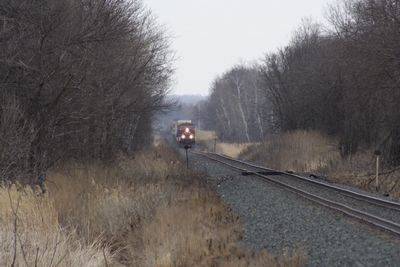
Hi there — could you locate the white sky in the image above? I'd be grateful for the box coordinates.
[144,0,332,95]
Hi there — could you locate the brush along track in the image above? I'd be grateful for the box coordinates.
[193,151,400,237]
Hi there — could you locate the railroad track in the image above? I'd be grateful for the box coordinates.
[193,151,400,237]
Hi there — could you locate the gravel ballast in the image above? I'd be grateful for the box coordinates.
[187,151,400,267]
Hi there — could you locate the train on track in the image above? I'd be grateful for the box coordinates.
[171,120,196,147]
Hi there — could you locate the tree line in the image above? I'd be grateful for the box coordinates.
[0,0,173,183]
[201,0,400,166]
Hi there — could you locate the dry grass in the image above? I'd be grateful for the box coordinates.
[327,152,400,199]
[1,143,306,266]
[196,130,253,158]
[196,130,217,141]
[216,143,254,158]
[240,130,400,199]
[0,185,119,267]
[137,193,306,267]
[240,131,339,172]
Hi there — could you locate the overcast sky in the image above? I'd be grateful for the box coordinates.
[144,0,332,95]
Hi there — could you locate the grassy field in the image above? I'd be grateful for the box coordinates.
[240,130,400,199]
[0,143,306,266]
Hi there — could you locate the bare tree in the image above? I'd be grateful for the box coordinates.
[0,0,173,183]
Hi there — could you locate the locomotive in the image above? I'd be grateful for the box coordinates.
[172,120,196,147]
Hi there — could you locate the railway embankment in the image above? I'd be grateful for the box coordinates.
[187,150,400,267]
[240,131,400,200]
[1,143,304,267]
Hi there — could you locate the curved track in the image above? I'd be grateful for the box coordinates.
[194,151,400,237]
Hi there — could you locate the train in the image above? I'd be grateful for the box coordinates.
[171,120,196,147]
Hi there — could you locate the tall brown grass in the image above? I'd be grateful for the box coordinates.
[240,130,400,198]
[196,130,253,158]
[0,185,118,266]
[1,143,306,266]
[240,131,339,172]
[196,130,217,141]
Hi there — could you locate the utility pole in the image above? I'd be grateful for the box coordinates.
[184,145,191,169]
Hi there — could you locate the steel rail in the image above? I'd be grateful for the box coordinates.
[194,151,400,237]
[206,152,400,212]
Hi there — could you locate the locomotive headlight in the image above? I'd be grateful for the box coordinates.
[189,134,194,139]
[181,134,186,139]
[185,128,190,133]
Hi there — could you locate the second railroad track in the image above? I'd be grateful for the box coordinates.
[194,151,400,237]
